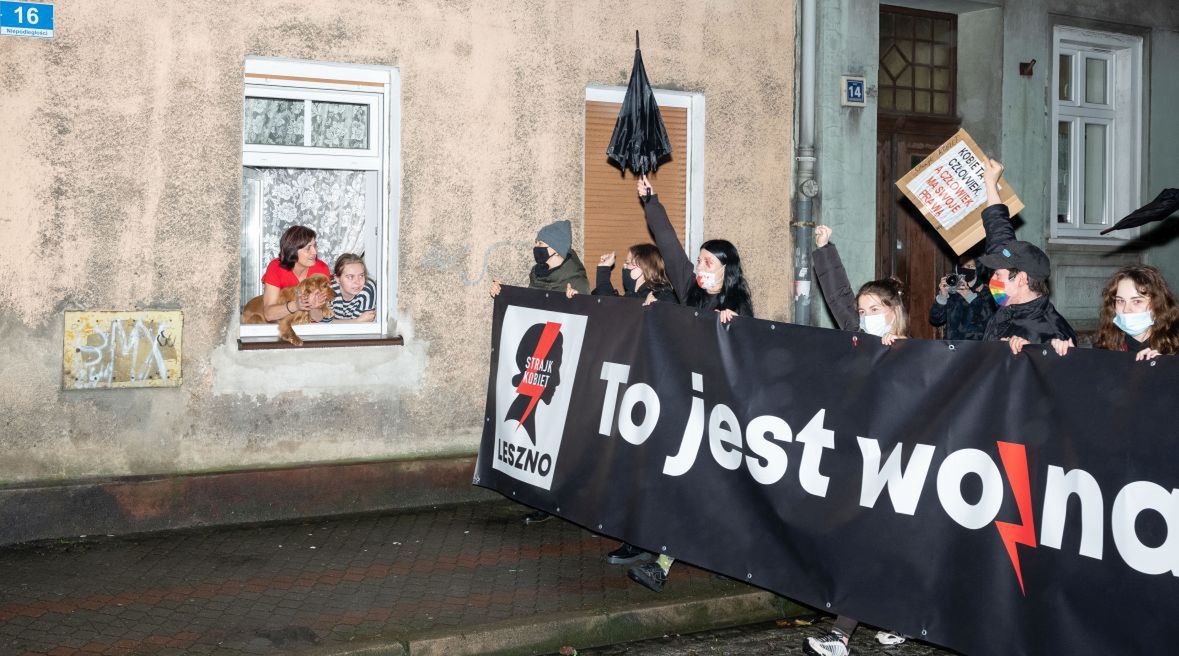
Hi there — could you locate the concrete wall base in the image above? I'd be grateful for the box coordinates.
[0,456,495,546]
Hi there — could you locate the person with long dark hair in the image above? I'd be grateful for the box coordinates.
[634,176,753,322]
[1060,264,1179,361]
[1092,265,1179,359]
[574,243,679,305]
[626,176,755,593]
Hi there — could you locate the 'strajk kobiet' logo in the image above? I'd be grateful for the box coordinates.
[493,306,587,490]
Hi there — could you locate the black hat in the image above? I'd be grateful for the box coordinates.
[977,241,1051,281]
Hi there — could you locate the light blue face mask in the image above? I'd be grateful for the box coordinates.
[1113,311,1154,338]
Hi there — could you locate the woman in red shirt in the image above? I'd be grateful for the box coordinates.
[260,225,331,322]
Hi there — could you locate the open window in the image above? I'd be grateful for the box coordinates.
[239,57,400,344]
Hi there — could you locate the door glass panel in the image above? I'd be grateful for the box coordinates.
[915,91,931,113]
[932,92,949,114]
[896,90,913,112]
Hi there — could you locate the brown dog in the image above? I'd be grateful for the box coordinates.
[241,274,335,345]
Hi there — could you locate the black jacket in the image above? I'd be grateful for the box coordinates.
[929,289,995,340]
[980,204,1076,343]
[811,242,859,331]
[592,265,679,303]
[642,194,754,317]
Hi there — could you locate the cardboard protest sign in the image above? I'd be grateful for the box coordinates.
[896,129,1023,255]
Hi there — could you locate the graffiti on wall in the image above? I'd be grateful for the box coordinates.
[63,311,183,389]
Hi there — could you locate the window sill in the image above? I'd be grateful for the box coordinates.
[237,334,404,350]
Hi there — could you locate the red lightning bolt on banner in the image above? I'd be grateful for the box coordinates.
[994,441,1037,595]
[513,322,563,432]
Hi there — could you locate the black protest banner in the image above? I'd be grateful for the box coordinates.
[474,286,1179,656]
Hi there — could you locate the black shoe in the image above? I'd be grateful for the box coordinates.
[605,543,650,565]
[627,562,667,592]
[522,510,552,525]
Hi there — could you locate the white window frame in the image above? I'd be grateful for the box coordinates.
[584,85,706,256]
[1050,27,1142,243]
[239,57,401,342]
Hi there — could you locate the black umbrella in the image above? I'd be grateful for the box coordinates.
[1100,188,1179,234]
[606,31,672,180]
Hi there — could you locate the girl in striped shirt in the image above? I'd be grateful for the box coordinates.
[326,253,377,323]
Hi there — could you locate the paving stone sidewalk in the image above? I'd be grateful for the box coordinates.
[556,619,959,655]
[0,500,775,656]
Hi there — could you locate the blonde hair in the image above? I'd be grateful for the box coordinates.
[857,278,909,337]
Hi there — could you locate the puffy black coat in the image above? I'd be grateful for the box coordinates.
[811,242,859,331]
[979,204,1077,343]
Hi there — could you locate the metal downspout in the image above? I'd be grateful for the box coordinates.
[792,0,818,324]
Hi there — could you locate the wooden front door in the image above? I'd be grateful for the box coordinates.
[876,117,959,339]
[876,5,961,339]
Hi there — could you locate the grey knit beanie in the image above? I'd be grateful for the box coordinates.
[536,220,572,258]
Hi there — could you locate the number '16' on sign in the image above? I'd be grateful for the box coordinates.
[0,1,55,39]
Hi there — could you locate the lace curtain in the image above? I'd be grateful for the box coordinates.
[244,98,303,146]
[311,102,369,149]
[245,98,369,149]
[253,167,369,269]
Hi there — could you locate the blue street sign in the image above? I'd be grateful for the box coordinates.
[840,75,867,108]
[846,78,865,102]
[0,1,54,39]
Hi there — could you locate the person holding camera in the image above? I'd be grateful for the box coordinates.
[928,258,994,341]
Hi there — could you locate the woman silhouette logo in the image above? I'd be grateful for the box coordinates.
[504,321,564,444]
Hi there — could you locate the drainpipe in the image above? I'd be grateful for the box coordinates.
[791,0,819,324]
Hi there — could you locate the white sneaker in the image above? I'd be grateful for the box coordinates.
[875,630,906,645]
[804,631,851,656]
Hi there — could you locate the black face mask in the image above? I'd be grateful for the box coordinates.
[533,247,550,265]
[621,268,637,294]
[957,266,977,287]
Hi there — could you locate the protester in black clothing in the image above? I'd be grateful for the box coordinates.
[977,159,1076,355]
[636,176,753,322]
[804,223,909,656]
[627,175,755,593]
[490,219,591,299]
[566,242,676,565]
[812,225,908,346]
[1089,265,1178,360]
[490,219,590,526]
[575,244,679,304]
[928,257,994,340]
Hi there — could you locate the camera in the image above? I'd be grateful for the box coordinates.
[945,273,964,287]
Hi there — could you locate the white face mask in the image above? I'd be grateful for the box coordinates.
[859,312,893,337]
[695,270,718,290]
[1114,311,1154,338]
[628,266,643,281]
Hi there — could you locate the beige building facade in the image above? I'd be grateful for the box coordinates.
[0,0,796,532]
